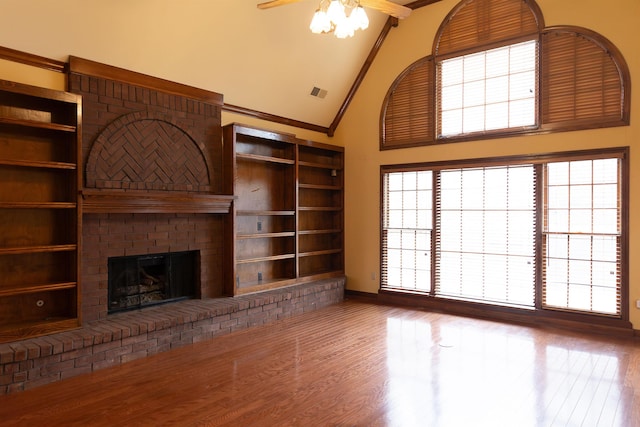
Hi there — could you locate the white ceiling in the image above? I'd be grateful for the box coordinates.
[0,0,416,128]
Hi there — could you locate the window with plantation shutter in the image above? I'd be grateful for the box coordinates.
[435,165,536,307]
[382,170,433,290]
[381,148,628,321]
[542,157,623,316]
[437,40,538,137]
[379,0,630,149]
[381,57,434,150]
[541,28,630,128]
[433,0,542,58]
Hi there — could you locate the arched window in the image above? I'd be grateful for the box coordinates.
[380,0,630,150]
[381,57,435,149]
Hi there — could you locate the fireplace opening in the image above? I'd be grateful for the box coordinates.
[108,250,199,313]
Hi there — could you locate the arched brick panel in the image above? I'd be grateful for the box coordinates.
[86,111,211,192]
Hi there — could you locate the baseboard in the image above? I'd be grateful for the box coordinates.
[345,288,637,340]
[344,289,378,303]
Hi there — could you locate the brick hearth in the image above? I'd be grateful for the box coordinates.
[0,277,345,394]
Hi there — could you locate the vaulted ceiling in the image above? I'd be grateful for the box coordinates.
[0,0,426,129]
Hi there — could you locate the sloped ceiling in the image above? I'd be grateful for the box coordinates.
[0,0,416,128]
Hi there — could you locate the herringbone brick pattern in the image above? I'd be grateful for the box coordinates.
[88,117,210,191]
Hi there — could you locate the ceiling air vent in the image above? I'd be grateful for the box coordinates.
[310,86,328,99]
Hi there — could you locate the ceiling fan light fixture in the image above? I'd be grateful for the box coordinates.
[351,5,369,31]
[326,0,345,23]
[308,0,369,38]
[310,9,331,33]
[334,20,355,38]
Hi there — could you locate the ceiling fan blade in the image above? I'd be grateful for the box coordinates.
[257,0,305,9]
[360,0,412,19]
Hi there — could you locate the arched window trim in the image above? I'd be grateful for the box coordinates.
[380,0,631,150]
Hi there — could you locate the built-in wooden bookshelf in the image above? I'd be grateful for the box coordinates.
[297,142,344,278]
[0,80,81,342]
[223,123,344,295]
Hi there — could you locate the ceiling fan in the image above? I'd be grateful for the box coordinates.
[257,0,412,20]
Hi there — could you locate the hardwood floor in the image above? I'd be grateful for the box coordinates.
[1,300,639,426]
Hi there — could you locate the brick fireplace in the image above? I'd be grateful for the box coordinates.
[81,212,225,322]
[67,57,233,323]
[108,249,198,313]
[0,57,345,395]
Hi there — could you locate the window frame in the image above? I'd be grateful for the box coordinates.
[380,147,630,329]
[436,37,540,140]
[380,0,631,150]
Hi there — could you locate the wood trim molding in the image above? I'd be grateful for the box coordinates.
[222,103,329,135]
[344,289,379,303]
[68,56,223,105]
[329,16,399,136]
[81,189,234,214]
[0,46,66,73]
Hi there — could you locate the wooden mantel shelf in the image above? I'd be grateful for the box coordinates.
[81,189,234,214]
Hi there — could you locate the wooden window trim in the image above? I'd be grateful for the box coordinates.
[380,147,630,331]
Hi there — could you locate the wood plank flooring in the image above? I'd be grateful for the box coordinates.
[1,300,638,426]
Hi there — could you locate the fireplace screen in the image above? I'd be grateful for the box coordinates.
[108,251,199,313]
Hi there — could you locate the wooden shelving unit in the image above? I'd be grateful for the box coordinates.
[223,123,344,295]
[297,142,344,278]
[0,80,81,342]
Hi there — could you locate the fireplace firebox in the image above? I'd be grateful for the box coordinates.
[108,251,199,313]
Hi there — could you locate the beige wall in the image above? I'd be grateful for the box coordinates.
[0,59,65,90]
[336,0,640,328]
